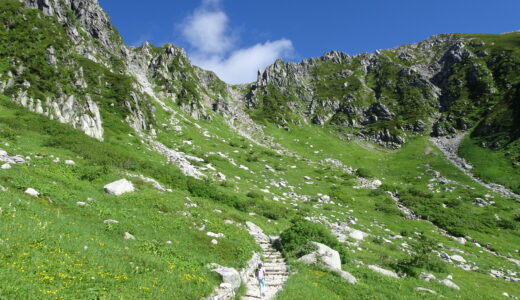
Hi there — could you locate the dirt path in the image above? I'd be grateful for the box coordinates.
[243,222,289,300]
[431,134,519,199]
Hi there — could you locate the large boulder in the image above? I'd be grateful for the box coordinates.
[299,242,342,271]
[211,265,241,290]
[299,242,357,284]
[104,179,134,196]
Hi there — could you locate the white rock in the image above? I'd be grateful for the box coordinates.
[104,179,134,196]
[368,265,399,278]
[65,160,76,165]
[419,272,436,282]
[439,279,460,290]
[211,265,241,290]
[349,230,365,241]
[454,237,467,245]
[216,172,226,181]
[76,201,87,207]
[450,255,466,263]
[338,270,357,284]
[207,232,225,238]
[103,219,119,224]
[265,165,275,172]
[165,240,172,245]
[25,188,40,197]
[220,282,232,289]
[211,239,218,245]
[299,242,341,270]
[1,163,11,169]
[415,287,436,294]
[123,232,135,240]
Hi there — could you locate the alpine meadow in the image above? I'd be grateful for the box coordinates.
[0,0,519,299]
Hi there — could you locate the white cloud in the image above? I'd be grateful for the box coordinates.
[179,0,294,84]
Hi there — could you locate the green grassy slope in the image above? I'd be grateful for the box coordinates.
[0,1,518,299]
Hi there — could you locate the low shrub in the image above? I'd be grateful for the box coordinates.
[355,167,373,179]
[393,234,447,277]
[277,218,348,263]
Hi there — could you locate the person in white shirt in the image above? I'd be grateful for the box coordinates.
[255,262,266,298]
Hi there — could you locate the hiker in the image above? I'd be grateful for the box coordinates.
[255,262,266,298]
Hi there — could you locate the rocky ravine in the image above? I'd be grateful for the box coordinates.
[432,134,520,199]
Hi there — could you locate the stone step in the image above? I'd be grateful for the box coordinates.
[267,282,285,287]
[265,269,288,273]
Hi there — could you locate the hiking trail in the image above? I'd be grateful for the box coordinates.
[243,222,290,300]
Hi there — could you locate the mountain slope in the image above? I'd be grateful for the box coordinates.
[0,0,519,299]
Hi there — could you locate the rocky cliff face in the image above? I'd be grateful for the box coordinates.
[6,0,520,152]
[247,34,520,148]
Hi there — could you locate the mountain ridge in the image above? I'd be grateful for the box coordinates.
[0,1,519,299]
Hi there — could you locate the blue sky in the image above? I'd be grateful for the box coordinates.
[99,0,520,84]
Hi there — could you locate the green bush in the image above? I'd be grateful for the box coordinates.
[393,235,447,277]
[277,218,348,263]
[374,197,403,216]
[355,167,373,179]
[246,190,264,200]
[497,219,517,230]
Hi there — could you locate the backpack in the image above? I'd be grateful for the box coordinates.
[255,268,264,280]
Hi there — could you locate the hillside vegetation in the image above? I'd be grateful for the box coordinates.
[0,1,518,299]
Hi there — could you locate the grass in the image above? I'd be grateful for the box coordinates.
[1,2,519,299]
[458,134,520,193]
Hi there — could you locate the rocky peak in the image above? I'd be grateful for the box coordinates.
[321,50,351,64]
[19,0,123,61]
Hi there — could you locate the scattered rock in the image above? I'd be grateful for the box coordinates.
[207,232,225,238]
[104,179,135,196]
[216,172,226,180]
[1,163,11,169]
[349,230,365,241]
[76,201,87,207]
[210,265,241,290]
[474,197,495,207]
[103,219,119,224]
[25,188,40,197]
[450,255,466,263]
[123,232,135,240]
[265,165,275,172]
[454,237,467,245]
[338,270,357,284]
[415,287,436,294]
[211,239,218,245]
[65,160,76,165]
[439,278,460,290]
[368,265,400,278]
[420,272,437,282]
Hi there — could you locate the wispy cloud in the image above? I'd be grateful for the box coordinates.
[178,0,294,84]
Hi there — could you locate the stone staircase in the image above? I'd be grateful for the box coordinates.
[242,222,289,299]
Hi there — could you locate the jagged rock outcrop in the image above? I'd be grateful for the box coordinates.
[10,0,520,155]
